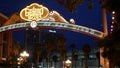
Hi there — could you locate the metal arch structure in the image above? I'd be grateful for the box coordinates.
[0,3,107,63]
[0,21,105,38]
[0,21,106,60]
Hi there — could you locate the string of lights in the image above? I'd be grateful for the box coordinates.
[110,11,115,34]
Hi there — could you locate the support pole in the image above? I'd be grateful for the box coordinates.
[100,0,109,68]
[0,32,3,63]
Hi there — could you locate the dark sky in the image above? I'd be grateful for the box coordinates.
[0,0,112,50]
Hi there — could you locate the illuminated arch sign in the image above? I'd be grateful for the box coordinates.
[0,22,104,38]
[20,3,49,21]
[0,3,105,39]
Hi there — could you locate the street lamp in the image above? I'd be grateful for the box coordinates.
[17,57,23,65]
[19,51,29,67]
[65,59,71,68]
[20,51,29,63]
[20,51,29,57]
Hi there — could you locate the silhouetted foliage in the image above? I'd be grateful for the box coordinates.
[96,31,120,67]
[82,44,91,68]
[56,34,67,61]
[54,0,93,13]
[5,40,21,67]
[55,0,120,23]
[82,44,91,55]
[52,55,58,62]
[96,20,120,68]
[102,0,120,23]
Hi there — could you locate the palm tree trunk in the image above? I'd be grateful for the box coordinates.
[75,60,76,68]
[62,61,65,68]
[72,50,74,68]
[43,60,45,68]
[47,57,49,68]
[84,55,88,68]
[109,61,115,68]
[55,61,56,68]
[37,55,39,67]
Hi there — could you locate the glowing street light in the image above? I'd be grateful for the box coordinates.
[20,51,29,57]
[65,59,71,68]
[20,51,29,64]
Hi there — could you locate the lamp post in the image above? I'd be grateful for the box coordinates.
[65,59,72,68]
[20,51,29,63]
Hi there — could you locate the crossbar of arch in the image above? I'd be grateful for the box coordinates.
[0,21,104,38]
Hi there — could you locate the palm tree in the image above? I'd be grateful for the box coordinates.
[70,43,76,68]
[40,49,48,68]
[33,43,42,68]
[45,35,55,57]
[82,44,91,68]
[45,35,56,68]
[54,0,93,13]
[56,34,67,67]
[96,32,120,68]
[52,55,58,68]
[96,51,100,67]
[8,40,21,67]
[74,54,78,68]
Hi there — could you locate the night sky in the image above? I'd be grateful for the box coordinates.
[0,0,112,50]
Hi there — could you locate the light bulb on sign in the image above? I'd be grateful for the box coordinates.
[30,21,37,28]
[112,11,115,14]
[112,17,115,20]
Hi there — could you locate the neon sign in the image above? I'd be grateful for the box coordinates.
[20,3,49,21]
